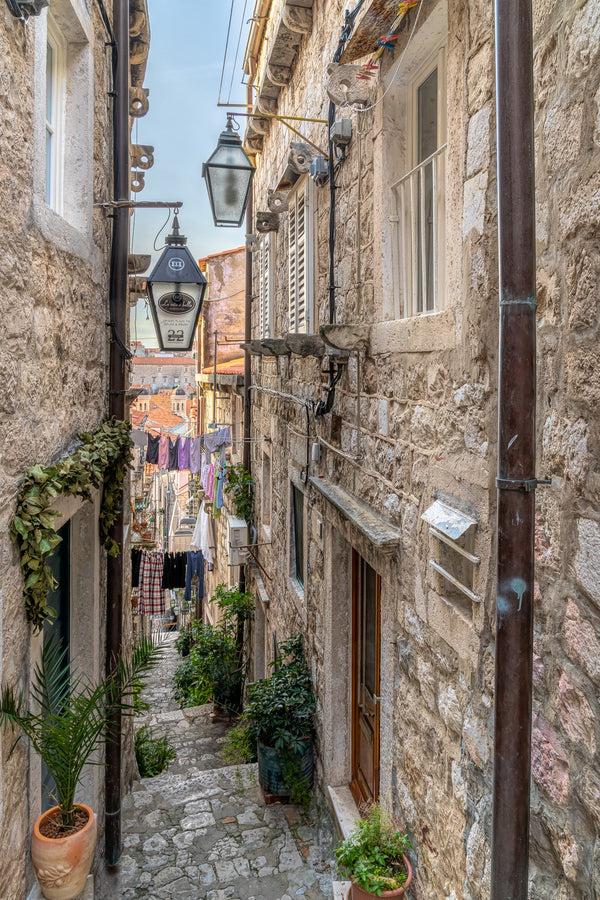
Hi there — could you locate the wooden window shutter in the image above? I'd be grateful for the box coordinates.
[258,234,271,339]
[288,182,308,334]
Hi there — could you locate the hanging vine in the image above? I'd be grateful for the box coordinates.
[10,419,133,633]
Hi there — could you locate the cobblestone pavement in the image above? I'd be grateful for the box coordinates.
[98,634,337,899]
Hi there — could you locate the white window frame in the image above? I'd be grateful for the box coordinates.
[393,46,447,317]
[45,15,66,214]
[257,233,274,339]
[288,177,314,334]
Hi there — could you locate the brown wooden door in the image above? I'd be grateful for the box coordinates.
[350,551,381,806]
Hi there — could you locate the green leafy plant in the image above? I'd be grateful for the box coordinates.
[10,419,133,631]
[335,803,412,895]
[174,624,194,658]
[221,718,256,766]
[0,636,162,831]
[211,584,254,626]
[244,635,315,802]
[134,725,176,777]
[224,464,254,523]
[172,656,212,708]
[245,635,315,754]
[190,621,243,714]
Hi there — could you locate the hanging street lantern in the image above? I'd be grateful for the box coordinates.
[202,115,255,227]
[146,213,207,352]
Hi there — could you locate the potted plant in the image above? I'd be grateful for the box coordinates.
[0,637,161,900]
[244,634,315,803]
[335,803,413,898]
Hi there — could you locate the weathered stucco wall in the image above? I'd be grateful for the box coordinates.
[0,2,113,895]
[245,0,600,897]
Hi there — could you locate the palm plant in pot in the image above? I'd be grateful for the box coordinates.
[244,634,315,803]
[0,636,161,900]
[335,803,413,898]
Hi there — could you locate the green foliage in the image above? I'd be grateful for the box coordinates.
[0,636,162,830]
[335,804,411,895]
[224,464,254,523]
[172,656,212,708]
[10,419,133,632]
[189,621,242,714]
[134,725,176,777]
[210,584,254,626]
[221,719,256,766]
[174,625,194,658]
[244,635,315,755]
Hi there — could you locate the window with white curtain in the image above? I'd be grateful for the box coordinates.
[288,177,313,334]
[45,16,66,212]
[393,47,447,316]
[257,233,273,339]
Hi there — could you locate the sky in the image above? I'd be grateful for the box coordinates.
[130,0,251,347]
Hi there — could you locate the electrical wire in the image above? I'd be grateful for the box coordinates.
[218,0,237,106]
[227,0,250,105]
[153,208,172,252]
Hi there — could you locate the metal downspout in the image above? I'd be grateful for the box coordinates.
[492,0,536,897]
[105,0,130,868]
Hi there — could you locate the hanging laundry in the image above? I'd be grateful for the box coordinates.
[168,436,180,470]
[190,507,216,565]
[205,463,216,501]
[178,436,191,470]
[189,436,202,474]
[184,549,204,605]
[131,547,142,588]
[146,433,159,465]
[212,465,221,519]
[137,550,165,616]
[158,435,169,469]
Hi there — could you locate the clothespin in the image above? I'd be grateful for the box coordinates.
[357,58,379,79]
[377,32,398,49]
[398,0,418,11]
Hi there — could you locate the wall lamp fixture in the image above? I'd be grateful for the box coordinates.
[5,0,47,21]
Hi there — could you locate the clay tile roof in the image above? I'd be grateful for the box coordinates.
[202,356,245,376]
[144,408,186,431]
[131,409,147,427]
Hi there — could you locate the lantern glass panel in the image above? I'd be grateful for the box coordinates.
[149,281,205,352]
[204,143,254,227]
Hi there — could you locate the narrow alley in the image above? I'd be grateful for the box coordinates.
[98,636,338,900]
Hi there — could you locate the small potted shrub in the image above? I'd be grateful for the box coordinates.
[244,634,315,803]
[336,803,413,898]
[0,637,161,900]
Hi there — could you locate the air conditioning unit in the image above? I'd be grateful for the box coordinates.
[227,516,248,566]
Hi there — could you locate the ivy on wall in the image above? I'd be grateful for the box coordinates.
[10,419,133,633]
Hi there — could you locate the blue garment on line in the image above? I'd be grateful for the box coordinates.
[184,549,204,604]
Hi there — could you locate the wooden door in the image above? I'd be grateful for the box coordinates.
[350,551,381,806]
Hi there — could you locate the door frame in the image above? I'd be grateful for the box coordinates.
[350,549,381,807]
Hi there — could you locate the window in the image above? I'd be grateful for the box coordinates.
[262,453,271,528]
[45,16,66,211]
[288,178,313,334]
[257,234,273,339]
[393,47,446,316]
[291,483,304,587]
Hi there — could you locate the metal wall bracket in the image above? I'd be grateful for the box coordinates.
[496,477,552,491]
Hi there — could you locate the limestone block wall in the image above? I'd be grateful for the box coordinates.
[0,4,113,896]
[245,0,600,897]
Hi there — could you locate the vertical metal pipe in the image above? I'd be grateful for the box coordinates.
[243,84,253,475]
[492,0,536,897]
[213,330,218,426]
[105,0,129,868]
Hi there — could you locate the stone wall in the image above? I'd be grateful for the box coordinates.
[245,0,600,897]
[0,3,113,896]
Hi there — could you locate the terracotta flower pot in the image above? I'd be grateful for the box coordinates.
[31,804,97,900]
[347,855,413,899]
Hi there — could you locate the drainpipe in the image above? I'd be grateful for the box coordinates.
[492,0,536,897]
[243,85,253,476]
[105,0,130,868]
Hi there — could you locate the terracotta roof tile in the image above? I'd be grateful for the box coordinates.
[202,356,245,376]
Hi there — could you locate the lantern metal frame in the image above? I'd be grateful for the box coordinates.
[202,115,256,228]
